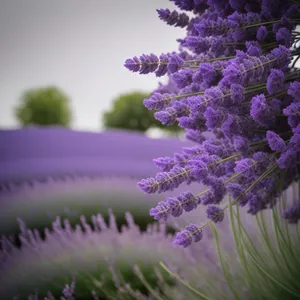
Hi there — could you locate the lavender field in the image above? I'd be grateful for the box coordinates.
[1,0,300,298]
[0,128,202,299]
[0,128,198,234]
[1,127,299,300]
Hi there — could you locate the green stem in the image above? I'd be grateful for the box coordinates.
[159,262,214,300]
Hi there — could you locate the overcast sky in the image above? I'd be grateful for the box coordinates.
[0,0,185,131]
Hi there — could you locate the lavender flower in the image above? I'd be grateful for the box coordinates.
[125,0,300,247]
[206,205,225,223]
[283,202,300,223]
[0,209,250,300]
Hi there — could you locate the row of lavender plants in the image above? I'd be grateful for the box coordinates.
[1,128,300,299]
[2,188,300,299]
[2,0,300,295]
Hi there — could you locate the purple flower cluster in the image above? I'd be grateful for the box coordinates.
[125,1,300,247]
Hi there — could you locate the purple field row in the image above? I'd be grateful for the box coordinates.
[0,128,191,161]
[0,128,192,184]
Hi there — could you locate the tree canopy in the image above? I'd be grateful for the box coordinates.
[103,91,181,133]
[15,86,72,127]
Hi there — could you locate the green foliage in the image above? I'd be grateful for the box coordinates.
[103,91,181,133]
[15,86,72,127]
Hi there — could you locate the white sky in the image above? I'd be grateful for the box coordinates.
[1,2,298,132]
[0,0,184,131]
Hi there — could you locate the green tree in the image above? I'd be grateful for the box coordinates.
[103,91,182,133]
[15,86,72,127]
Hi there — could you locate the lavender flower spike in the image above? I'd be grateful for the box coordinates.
[125,0,300,247]
[157,8,190,28]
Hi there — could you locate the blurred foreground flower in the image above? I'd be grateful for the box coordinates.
[125,0,300,247]
[0,210,229,299]
[1,188,300,299]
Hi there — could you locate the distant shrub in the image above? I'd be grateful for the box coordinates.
[15,86,72,127]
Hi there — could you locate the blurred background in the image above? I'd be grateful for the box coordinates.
[0,0,187,136]
[0,1,196,298]
[2,1,300,299]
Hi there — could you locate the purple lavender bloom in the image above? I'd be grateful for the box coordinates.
[283,203,300,223]
[266,131,286,152]
[256,26,268,41]
[173,223,203,248]
[179,191,199,211]
[189,158,208,180]
[156,53,170,77]
[157,8,190,27]
[188,95,207,117]
[168,54,185,74]
[246,43,262,57]
[125,0,300,248]
[172,69,194,88]
[288,81,300,101]
[155,107,178,126]
[138,165,192,194]
[277,147,298,169]
[170,0,197,11]
[185,129,206,144]
[225,83,244,105]
[124,56,140,72]
[150,201,170,220]
[167,196,184,217]
[266,69,285,95]
[283,102,300,129]
[124,54,159,74]
[276,27,293,46]
[152,156,175,172]
[250,94,273,126]
[206,205,225,223]
[143,92,173,110]
[195,18,229,37]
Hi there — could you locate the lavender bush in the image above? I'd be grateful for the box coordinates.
[1,187,300,299]
[125,0,300,248]
[0,211,220,299]
[167,184,300,299]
